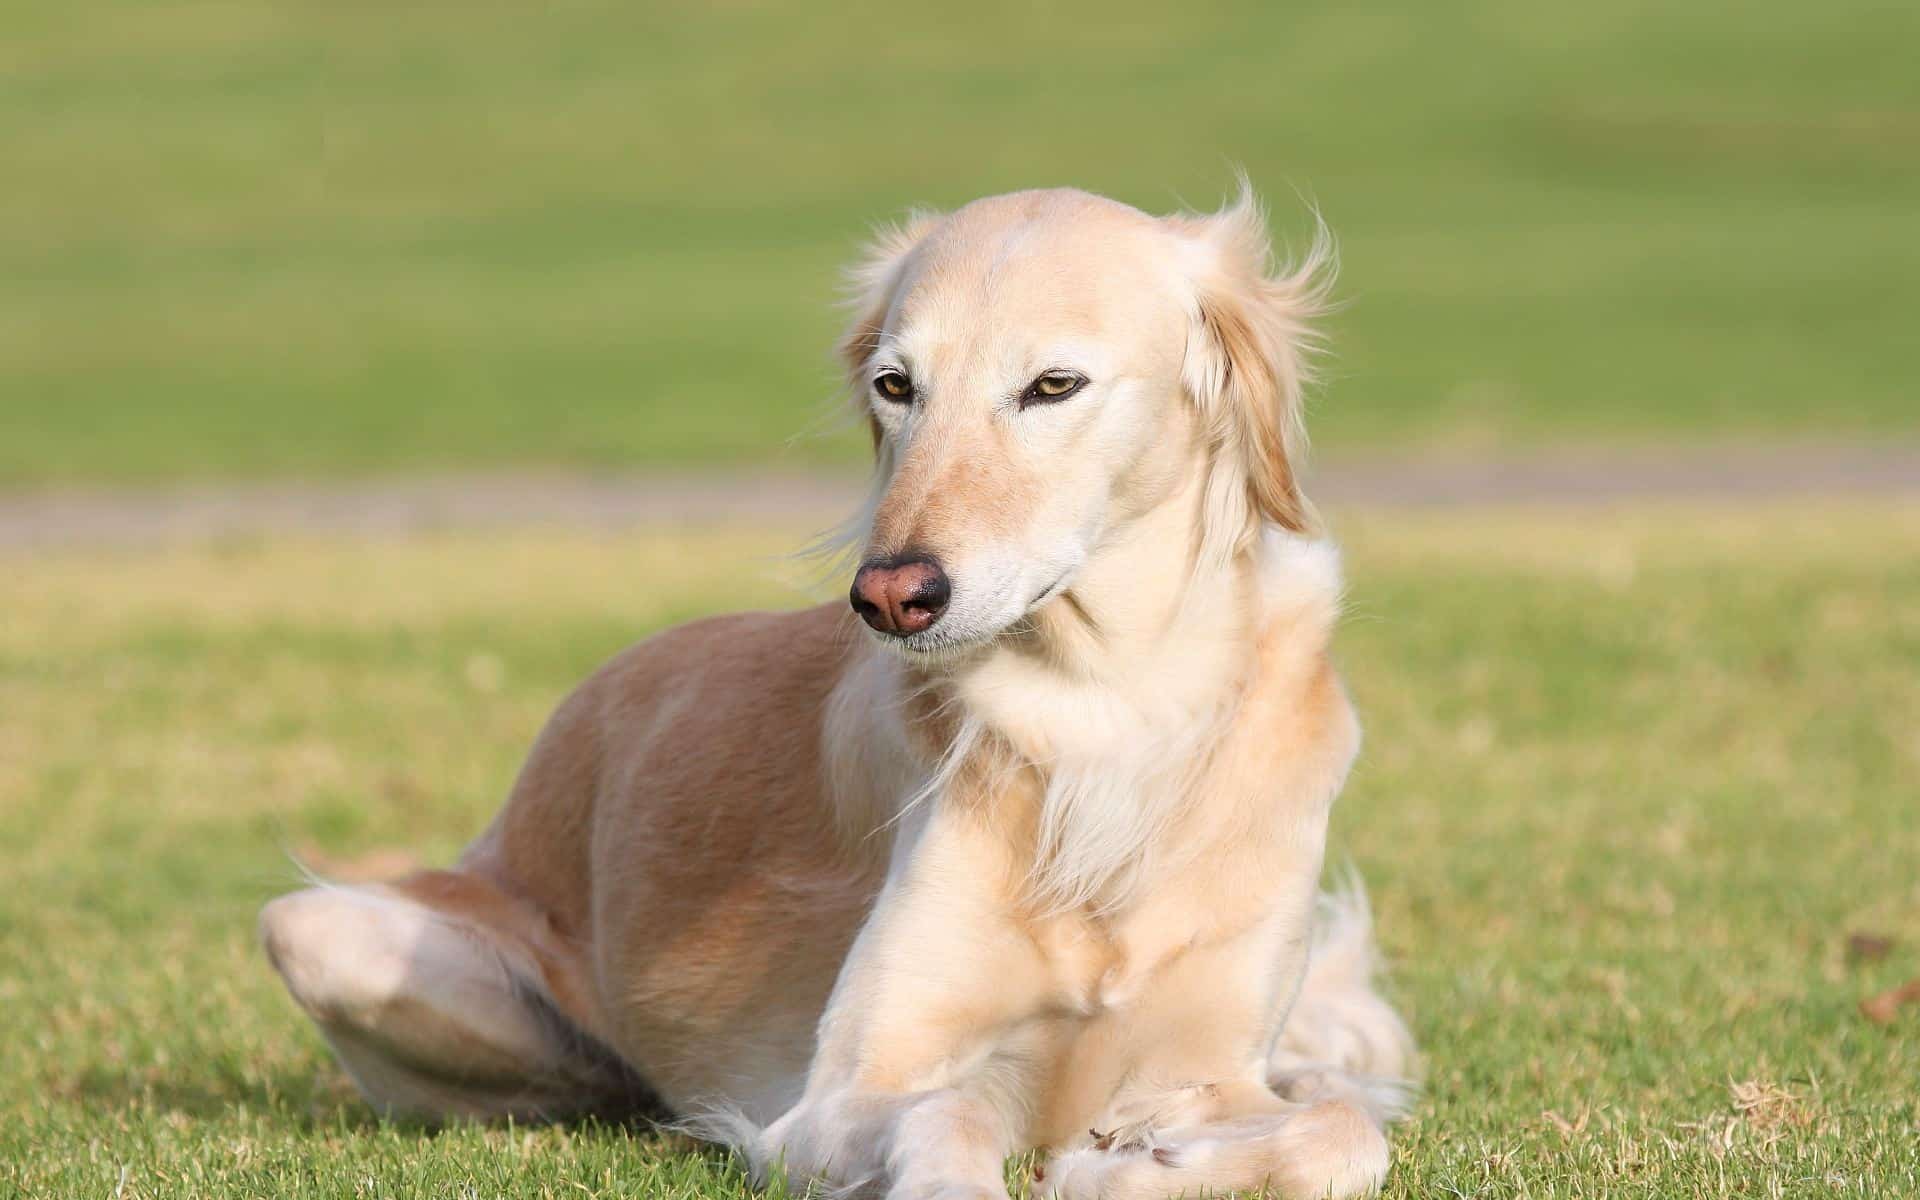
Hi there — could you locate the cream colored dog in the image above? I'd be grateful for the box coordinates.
[259,185,1415,1200]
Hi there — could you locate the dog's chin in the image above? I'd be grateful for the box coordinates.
[880,622,1001,661]
[873,608,1026,660]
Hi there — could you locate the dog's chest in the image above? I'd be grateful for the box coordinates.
[1026,902,1191,1018]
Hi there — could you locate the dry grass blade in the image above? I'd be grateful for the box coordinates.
[1728,1080,1810,1132]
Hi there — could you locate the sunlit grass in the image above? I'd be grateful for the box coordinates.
[3,503,1917,1196]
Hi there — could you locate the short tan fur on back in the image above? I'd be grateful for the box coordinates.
[259,185,1414,1200]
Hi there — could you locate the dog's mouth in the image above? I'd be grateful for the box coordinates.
[1027,572,1072,611]
[887,625,993,660]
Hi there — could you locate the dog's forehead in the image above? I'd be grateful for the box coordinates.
[889,190,1187,356]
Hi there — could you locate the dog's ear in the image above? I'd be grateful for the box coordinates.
[838,211,942,450]
[1171,183,1334,542]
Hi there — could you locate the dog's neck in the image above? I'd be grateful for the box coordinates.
[902,470,1287,913]
[947,466,1262,763]
[878,465,1343,913]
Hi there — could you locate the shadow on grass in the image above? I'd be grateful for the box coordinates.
[65,1058,681,1141]
[63,1061,382,1132]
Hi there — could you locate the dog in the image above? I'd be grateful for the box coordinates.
[259,185,1415,1200]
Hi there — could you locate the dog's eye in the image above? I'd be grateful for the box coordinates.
[873,371,914,403]
[1021,371,1086,406]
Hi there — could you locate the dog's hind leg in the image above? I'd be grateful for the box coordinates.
[1265,885,1418,1123]
[259,870,652,1121]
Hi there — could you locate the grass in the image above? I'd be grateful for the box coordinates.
[4,0,1919,486]
[3,504,1917,1197]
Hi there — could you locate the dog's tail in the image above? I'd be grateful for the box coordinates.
[1268,876,1419,1124]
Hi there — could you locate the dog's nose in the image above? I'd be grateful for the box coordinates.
[850,556,951,636]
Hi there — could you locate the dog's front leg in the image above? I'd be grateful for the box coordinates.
[757,797,1057,1200]
[760,1080,1025,1200]
[1040,907,1389,1200]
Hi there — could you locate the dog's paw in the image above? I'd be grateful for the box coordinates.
[886,1183,1008,1200]
[1087,1081,1224,1151]
[1035,1145,1122,1200]
[1036,1141,1188,1200]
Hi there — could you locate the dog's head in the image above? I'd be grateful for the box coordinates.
[840,186,1330,655]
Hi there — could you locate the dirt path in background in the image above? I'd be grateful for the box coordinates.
[3,442,1916,551]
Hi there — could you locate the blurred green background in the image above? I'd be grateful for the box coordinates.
[7,6,1920,1197]
[6,0,1917,486]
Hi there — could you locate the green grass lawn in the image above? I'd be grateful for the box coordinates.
[5,0,1919,485]
[3,504,1916,1197]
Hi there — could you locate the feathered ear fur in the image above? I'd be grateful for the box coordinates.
[837,211,943,450]
[1170,182,1335,549]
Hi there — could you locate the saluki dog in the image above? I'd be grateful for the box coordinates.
[260,185,1415,1200]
